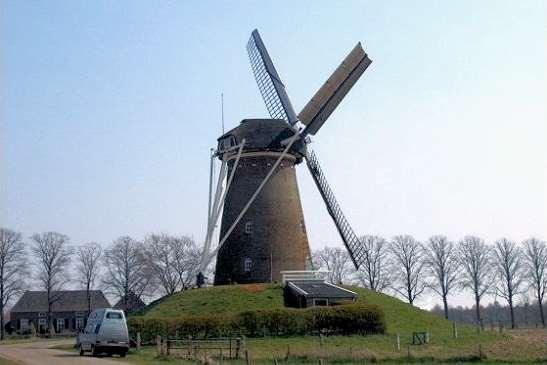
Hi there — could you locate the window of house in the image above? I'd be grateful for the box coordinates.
[244,258,252,272]
[245,221,253,234]
[313,299,328,307]
[75,318,84,330]
[38,318,46,328]
[20,318,29,330]
[56,318,65,333]
[38,312,46,318]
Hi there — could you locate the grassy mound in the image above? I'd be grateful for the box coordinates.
[132,285,547,362]
[138,284,467,337]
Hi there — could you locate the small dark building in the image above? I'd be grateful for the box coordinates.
[113,292,146,315]
[284,280,357,308]
[10,290,110,334]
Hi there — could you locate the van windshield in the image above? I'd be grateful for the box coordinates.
[106,312,123,319]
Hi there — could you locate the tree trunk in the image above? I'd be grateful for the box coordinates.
[538,295,545,328]
[1,281,4,340]
[509,297,516,329]
[442,294,449,320]
[475,294,481,327]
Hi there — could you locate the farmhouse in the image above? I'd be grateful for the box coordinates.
[10,290,110,334]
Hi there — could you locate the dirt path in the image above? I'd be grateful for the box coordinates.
[0,339,133,365]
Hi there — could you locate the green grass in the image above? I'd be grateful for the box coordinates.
[131,284,547,363]
[0,357,19,365]
[139,284,478,339]
[141,284,284,317]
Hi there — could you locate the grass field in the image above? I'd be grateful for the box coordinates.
[129,284,547,363]
[0,358,18,365]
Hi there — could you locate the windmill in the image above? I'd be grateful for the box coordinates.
[197,29,372,285]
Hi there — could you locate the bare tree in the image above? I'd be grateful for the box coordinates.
[31,232,73,334]
[313,246,352,285]
[522,237,547,327]
[390,235,427,306]
[425,235,460,319]
[493,238,524,329]
[356,235,390,292]
[145,234,180,295]
[102,236,151,310]
[0,228,27,340]
[171,236,201,290]
[144,234,202,295]
[76,243,102,316]
[459,235,494,327]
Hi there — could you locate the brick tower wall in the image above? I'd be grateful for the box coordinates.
[214,152,311,284]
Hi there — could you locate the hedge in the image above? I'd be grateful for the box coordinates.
[128,303,384,342]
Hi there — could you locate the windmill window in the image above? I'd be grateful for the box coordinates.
[219,136,237,150]
[244,258,252,272]
[245,221,253,234]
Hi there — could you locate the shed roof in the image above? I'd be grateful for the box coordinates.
[11,290,110,313]
[113,292,146,313]
[287,280,357,298]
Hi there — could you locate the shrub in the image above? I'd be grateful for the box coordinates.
[128,303,384,341]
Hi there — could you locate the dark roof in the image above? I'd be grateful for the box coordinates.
[287,280,357,298]
[11,290,110,313]
[113,292,146,313]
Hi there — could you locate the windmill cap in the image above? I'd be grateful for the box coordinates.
[217,119,303,158]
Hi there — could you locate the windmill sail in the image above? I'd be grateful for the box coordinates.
[299,43,372,136]
[247,29,298,125]
[305,150,365,269]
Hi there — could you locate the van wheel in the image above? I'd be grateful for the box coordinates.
[120,350,127,358]
[79,345,84,356]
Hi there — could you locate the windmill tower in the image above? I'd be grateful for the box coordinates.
[198,30,372,285]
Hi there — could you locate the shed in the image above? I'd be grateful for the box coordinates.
[283,280,357,308]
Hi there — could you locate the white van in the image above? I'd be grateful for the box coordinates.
[77,308,129,357]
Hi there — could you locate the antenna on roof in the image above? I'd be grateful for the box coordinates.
[221,92,225,134]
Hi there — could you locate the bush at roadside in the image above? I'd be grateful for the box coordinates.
[128,303,385,342]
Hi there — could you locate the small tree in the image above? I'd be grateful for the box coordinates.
[493,238,524,329]
[76,243,102,316]
[356,235,390,292]
[425,235,460,319]
[459,235,494,327]
[313,246,352,285]
[390,235,427,306]
[102,236,151,311]
[145,234,180,295]
[171,236,201,290]
[31,232,73,334]
[522,237,547,327]
[0,228,27,340]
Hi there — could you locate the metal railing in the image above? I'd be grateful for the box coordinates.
[166,337,242,359]
[305,150,365,269]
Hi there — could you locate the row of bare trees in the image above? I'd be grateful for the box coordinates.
[313,235,547,329]
[0,227,200,338]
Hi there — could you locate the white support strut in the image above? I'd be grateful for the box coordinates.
[198,140,246,273]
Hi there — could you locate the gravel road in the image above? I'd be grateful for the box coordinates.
[0,339,134,365]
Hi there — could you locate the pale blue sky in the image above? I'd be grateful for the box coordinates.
[2,1,546,306]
